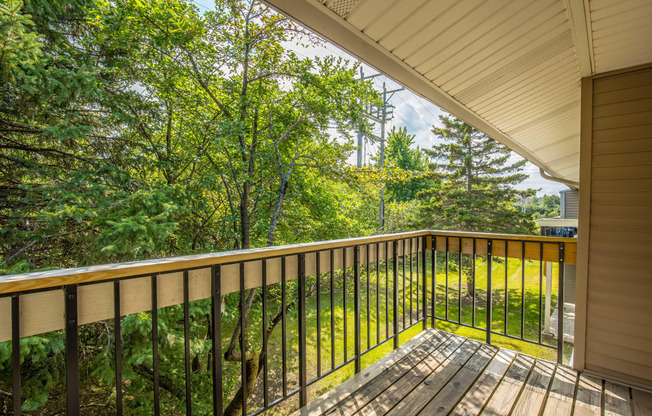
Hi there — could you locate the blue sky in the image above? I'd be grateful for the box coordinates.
[192,0,567,197]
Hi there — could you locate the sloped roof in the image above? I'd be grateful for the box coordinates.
[263,0,652,183]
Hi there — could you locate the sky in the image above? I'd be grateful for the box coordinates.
[289,39,567,197]
[192,0,567,197]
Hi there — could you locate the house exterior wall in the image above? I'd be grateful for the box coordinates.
[561,189,579,219]
[561,190,579,304]
[576,65,652,389]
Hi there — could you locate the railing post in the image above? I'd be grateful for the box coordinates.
[183,271,192,416]
[422,236,427,330]
[486,241,493,345]
[354,245,361,373]
[114,282,123,416]
[12,295,21,416]
[431,235,436,329]
[211,266,223,416]
[64,285,80,416]
[558,243,565,364]
[239,263,247,416]
[393,240,399,349]
[298,253,307,406]
[151,276,160,416]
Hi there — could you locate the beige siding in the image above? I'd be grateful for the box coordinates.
[562,189,579,219]
[583,66,652,389]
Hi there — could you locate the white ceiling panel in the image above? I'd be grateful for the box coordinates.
[264,0,652,184]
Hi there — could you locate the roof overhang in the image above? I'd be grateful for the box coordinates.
[263,0,652,184]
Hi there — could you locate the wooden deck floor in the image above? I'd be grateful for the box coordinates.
[294,329,652,416]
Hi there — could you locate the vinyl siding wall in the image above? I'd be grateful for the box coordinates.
[579,66,652,389]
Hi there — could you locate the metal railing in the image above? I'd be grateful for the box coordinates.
[0,231,575,415]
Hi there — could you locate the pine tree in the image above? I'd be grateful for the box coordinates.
[421,115,536,234]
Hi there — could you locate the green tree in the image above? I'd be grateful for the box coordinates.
[421,115,536,296]
[384,126,428,202]
[525,194,561,219]
[421,115,536,234]
[0,0,378,414]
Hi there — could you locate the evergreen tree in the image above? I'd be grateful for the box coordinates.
[421,115,536,234]
[385,126,428,202]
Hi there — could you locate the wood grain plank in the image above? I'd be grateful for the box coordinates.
[510,359,556,416]
[325,331,452,416]
[480,353,535,416]
[353,335,466,416]
[291,329,438,416]
[541,365,578,416]
[632,387,652,416]
[414,344,497,415]
[573,373,603,416]
[383,339,482,416]
[604,381,632,416]
[450,348,516,416]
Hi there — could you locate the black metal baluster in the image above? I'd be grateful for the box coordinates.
[472,239,476,328]
[211,266,223,416]
[343,248,347,362]
[239,263,247,416]
[376,243,380,344]
[538,244,543,345]
[402,239,406,330]
[151,276,160,416]
[445,237,449,322]
[330,250,335,370]
[281,256,287,397]
[366,244,370,349]
[12,295,20,416]
[558,243,565,364]
[458,238,462,324]
[354,245,361,373]
[65,285,80,416]
[521,242,526,340]
[385,242,389,340]
[298,254,307,407]
[486,241,493,345]
[262,260,268,408]
[316,252,321,378]
[183,271,192,415]
[505,242,509,335]
[114,282,123,416]
[432,235,436,328]
[392,240,399,349]
[409,238,413,326]
[416,238,420,322]
[422,236,427,330]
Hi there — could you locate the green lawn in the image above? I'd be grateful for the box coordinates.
[225,253,566,415]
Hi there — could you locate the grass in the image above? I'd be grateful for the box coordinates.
[222,252,567,415]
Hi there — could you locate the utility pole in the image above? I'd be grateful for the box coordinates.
[379,83,387,227]
[356,71,403,229]
[357,68,364,168]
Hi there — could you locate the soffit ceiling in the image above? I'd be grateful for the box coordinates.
[263,0,652,184]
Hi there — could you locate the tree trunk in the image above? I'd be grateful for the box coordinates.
[223,352,260,416]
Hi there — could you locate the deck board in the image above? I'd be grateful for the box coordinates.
[633,388,652,416]
[479,353,535,416]
[604,381,632,416]
[355,335,466,415]
[293,330,648,416]
[541,362,578,416]
[325,331,451,416]
[573,374,603,416]
[415,343,497,415]
[510,359,556,416]
[450,348,516,416]
[385,339,481,416]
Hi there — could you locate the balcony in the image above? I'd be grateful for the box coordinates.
[0,231,649,415]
